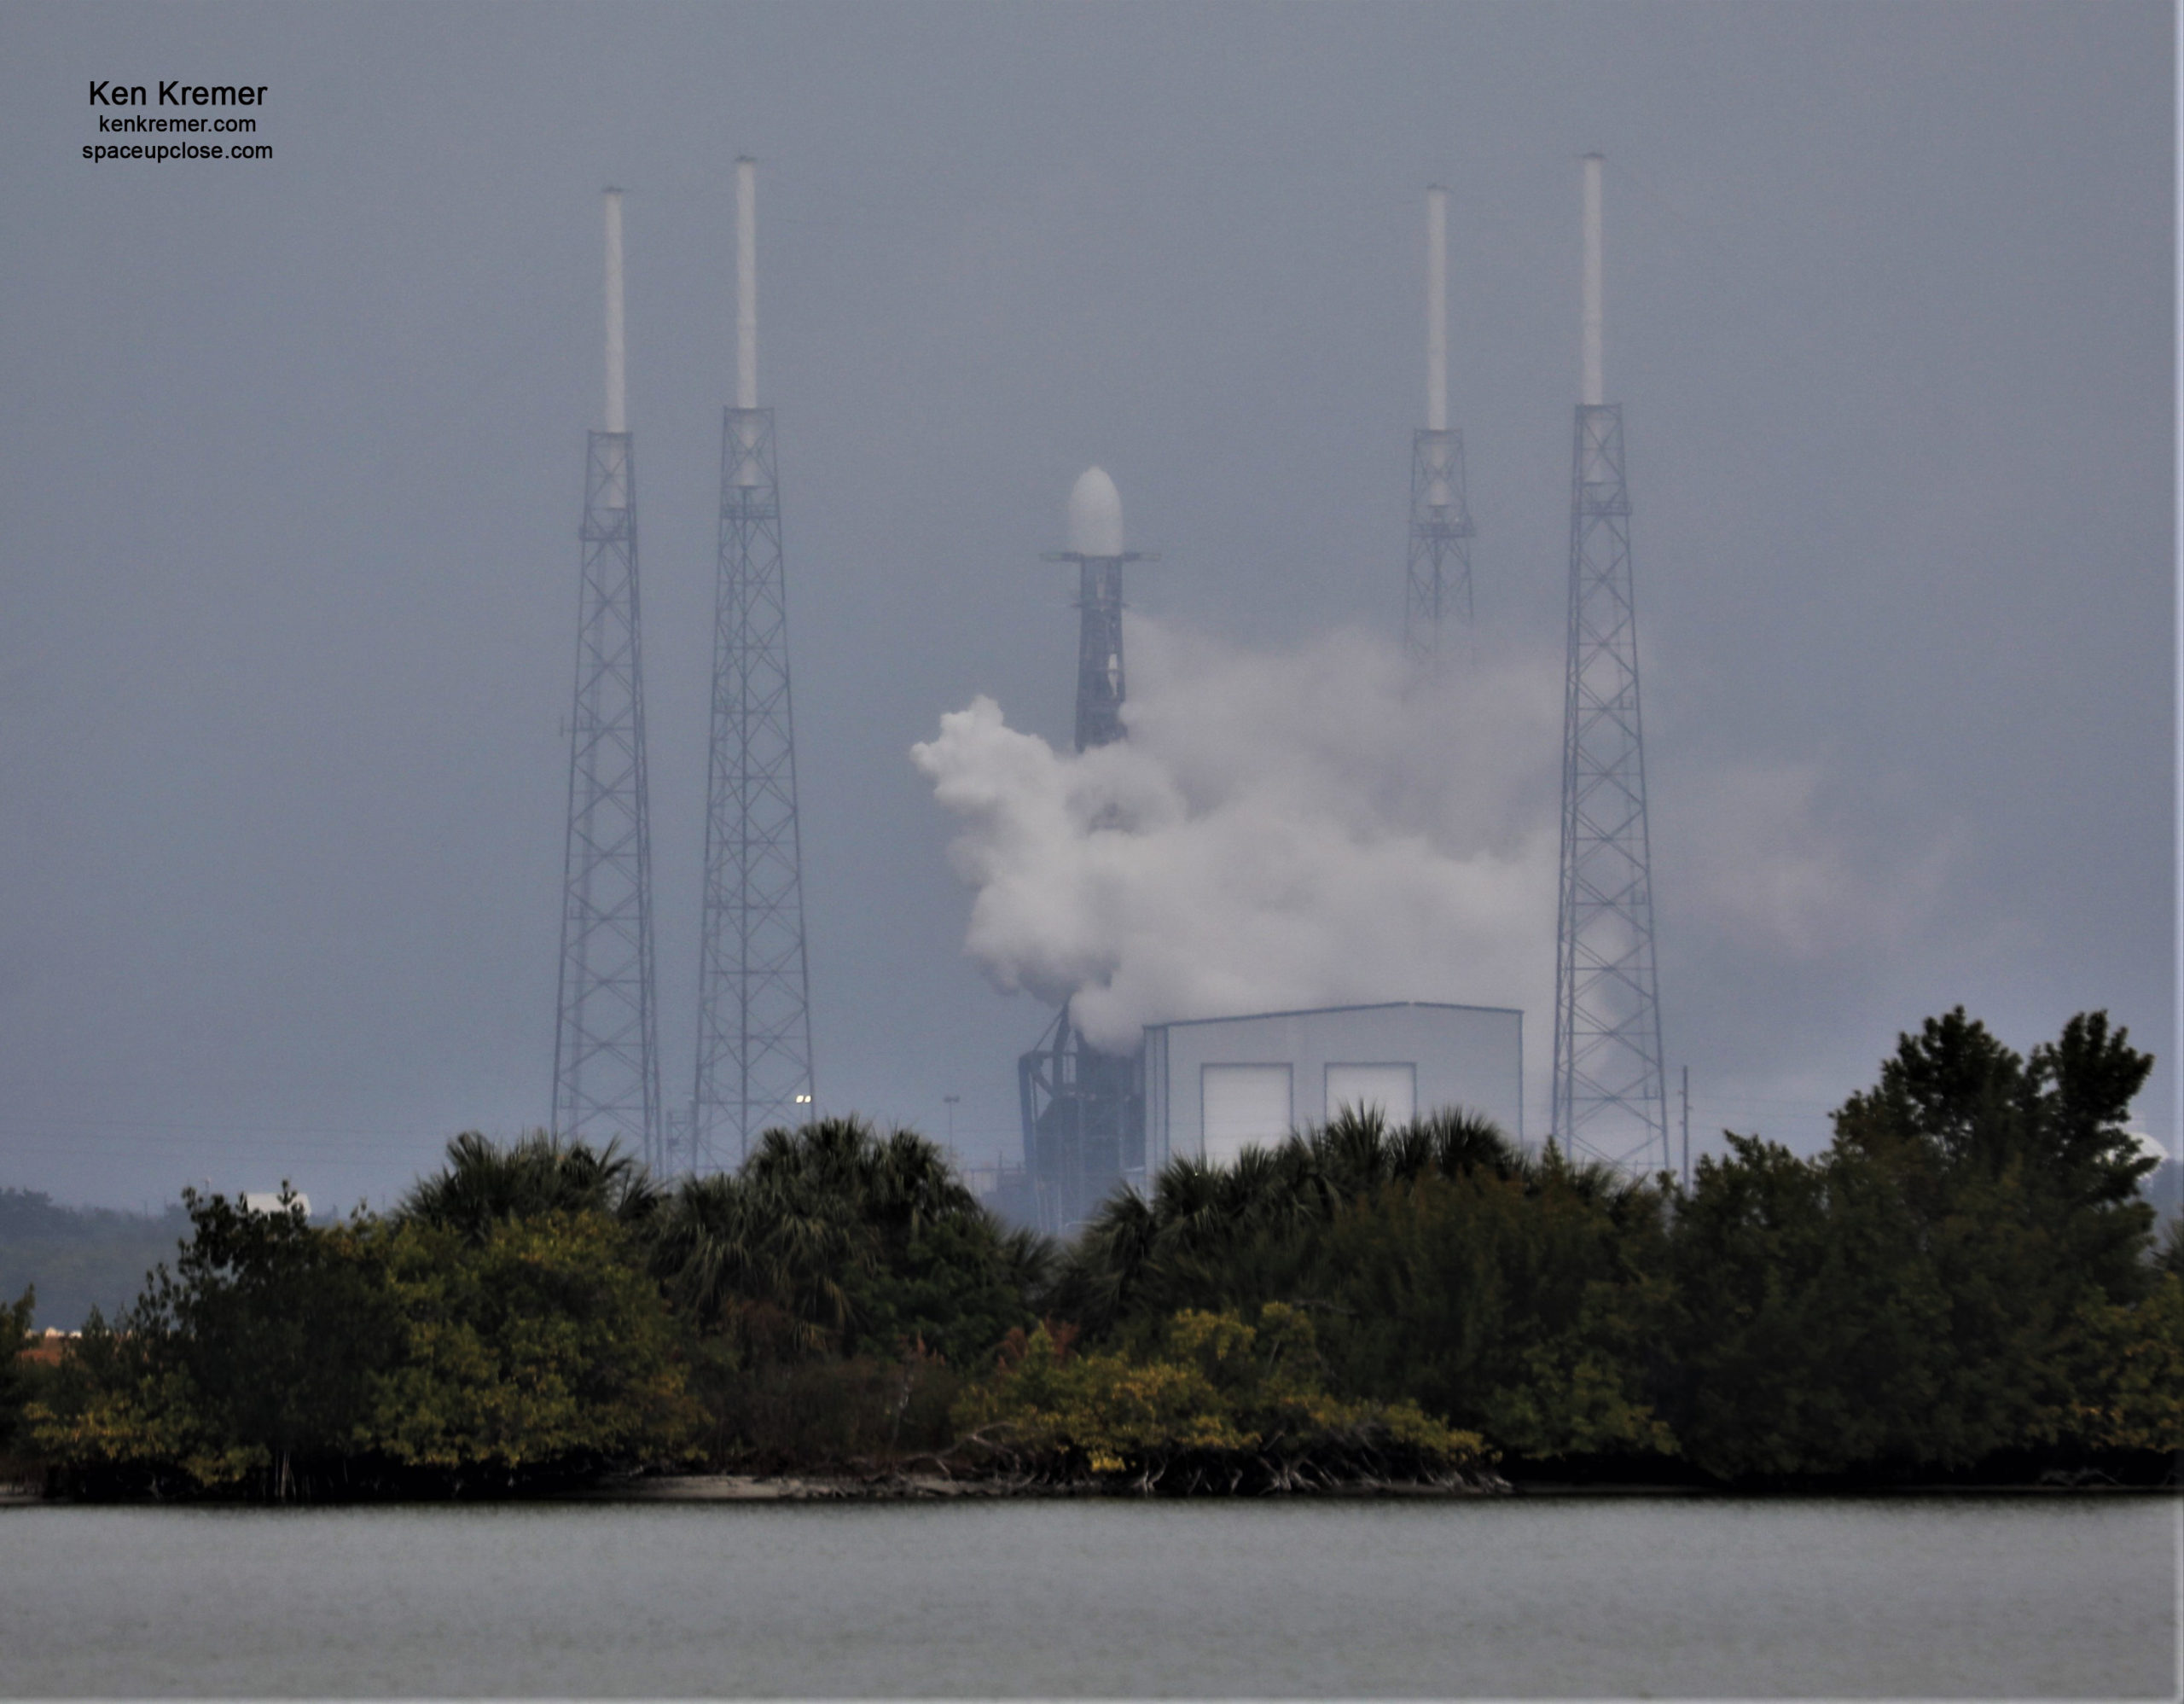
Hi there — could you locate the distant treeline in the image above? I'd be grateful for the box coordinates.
[0,1191,192,1332]
[3,1007,2178,1498]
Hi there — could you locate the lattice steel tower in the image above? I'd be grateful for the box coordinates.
[1552,155,1669,1173]
[1406,184,1475,667]
[690,157,815,1170]
[553,188,665,1168]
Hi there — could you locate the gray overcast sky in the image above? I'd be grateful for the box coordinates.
[0,1,2171,1211]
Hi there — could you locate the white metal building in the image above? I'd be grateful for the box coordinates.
[1142,1001,1523,1170]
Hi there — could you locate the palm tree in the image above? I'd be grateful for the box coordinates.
[647,1116,1052,1365]
[398,1131,657,1244]
[646,1169,861,1359]
[1057,1105,1532,1335]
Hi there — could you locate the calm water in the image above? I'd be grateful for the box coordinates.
[0,1496,2175,1697]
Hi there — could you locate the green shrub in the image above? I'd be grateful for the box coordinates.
[952,1304,1490,1491]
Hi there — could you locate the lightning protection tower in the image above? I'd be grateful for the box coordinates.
[1406,184,1475,667]
[690,157,816,1171]
[1018,467,1154,1231]
[1552,155,1669,1175]
[553,188,665,1169]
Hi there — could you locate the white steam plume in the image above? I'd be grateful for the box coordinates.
[915,616,1955,1143]
[911,619,1561,1056]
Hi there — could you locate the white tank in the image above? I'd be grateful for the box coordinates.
[1066,466,1124,557]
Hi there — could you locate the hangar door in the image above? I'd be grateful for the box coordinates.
[1201,1063,1292,1166]
[1325,1062,1416,1125]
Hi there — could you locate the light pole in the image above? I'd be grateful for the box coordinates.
[1680,1066,1691,1191]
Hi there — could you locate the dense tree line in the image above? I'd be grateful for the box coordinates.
[1664,1009,2181,1478]
[10,1120,1041,1497]
[3,1009,2178,1498]
[1056,1010,2179,1483]
[1053,1108,1676,1463]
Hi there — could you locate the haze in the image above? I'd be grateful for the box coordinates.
[0,2,2169,1211]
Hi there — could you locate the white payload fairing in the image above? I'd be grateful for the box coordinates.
[1067,466,1124,558]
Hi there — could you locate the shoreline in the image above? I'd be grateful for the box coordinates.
[578,1468,1517,1501]
[4,1468,2174,1505]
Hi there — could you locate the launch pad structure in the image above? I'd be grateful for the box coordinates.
[1015,468,1155,1231]
[1552,155,1670,1175]
[689,157,816,1171]
[540,161,1673,1207]
[1018,1007,1145,1234]
[553,189,665,1172]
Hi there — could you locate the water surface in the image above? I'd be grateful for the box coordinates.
[0,1496,2173,1696]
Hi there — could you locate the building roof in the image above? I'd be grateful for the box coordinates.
[1144,998,1522,1032]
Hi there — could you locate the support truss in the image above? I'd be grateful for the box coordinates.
[1552,404,1669,1173]
[1404,427,1475,668]
[553,429,664,1168]
[691,406,814,1169]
